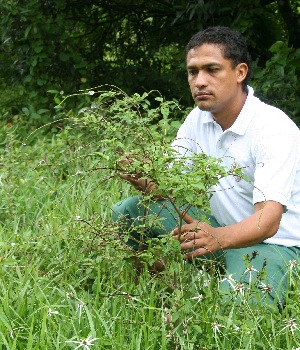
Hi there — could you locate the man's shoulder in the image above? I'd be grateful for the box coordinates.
[249,93,298,131]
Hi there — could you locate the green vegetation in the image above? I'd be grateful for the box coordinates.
[1,91,300,349]
[1,1,300,347]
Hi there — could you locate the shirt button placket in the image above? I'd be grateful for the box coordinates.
[216,139,222,157]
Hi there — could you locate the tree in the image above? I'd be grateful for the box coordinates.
[0,0,299,125]
[260,0,300,48]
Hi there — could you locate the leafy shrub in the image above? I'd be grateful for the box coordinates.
[253,42,300,126]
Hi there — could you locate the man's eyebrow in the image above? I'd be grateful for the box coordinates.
[186,62,222,69]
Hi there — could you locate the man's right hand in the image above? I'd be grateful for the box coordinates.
[116,154,152,193]
[116,154,164,199]
[118,173,151,193]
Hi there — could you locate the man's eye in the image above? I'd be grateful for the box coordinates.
[208,68,219,73]
[188,70,197,76]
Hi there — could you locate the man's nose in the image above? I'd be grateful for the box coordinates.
[195,71,208,87]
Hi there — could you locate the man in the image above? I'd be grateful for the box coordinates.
[113,26,300,304]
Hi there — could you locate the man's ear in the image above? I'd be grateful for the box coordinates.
[236,63,248,84]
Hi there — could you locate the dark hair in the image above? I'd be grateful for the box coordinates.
[186,26,252,91]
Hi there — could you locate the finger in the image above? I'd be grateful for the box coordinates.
[180,237,200,251]
[172,213,201,236]
[177,230,197,242]
[172,224,196,236]
[182,213,197,224]
[183,247,210,259]
[172,220,201,236]
[172,228,178,236]
[119,173,134,181]
[119,173,141,181]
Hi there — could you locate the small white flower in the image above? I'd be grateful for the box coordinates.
[75,216,82,221]
[166,330,173,339]
[121,292,139,302]
[88,90,95,96]
[7,327,22,339]
[235,283,245,296]
[220,274,236,289]
[75,171,84,176]
[182,317,193,335]
[66,292,74,299]
[66,335,99,349]
[260,282,272,294]
[243,265,259,284]
[211,322,225,335]
[163,307,172,324]
[77,300,85,317]
[38,160,45,165]
[190,294,204,303]
[197,268,205,276]
[279,318,299,335]
[203,279,210,288]
[245,265,259,272]
[289,259,297,269]
[47,308,59,316]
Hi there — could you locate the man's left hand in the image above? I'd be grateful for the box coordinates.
[172,213,223,259]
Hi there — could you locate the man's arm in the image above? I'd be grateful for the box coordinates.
[173,200,283,259]
[118,173,154,193]
[116,153,153,193]
[117,155,166,199]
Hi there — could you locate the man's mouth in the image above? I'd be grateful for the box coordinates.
[195,92,212,99]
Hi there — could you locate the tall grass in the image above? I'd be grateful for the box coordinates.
[0,123,300,349]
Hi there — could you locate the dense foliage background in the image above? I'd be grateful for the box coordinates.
[0,0,300,128]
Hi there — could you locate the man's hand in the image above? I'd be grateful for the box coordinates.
[172,201,283,260]
[116,153,148,192]
[173,213,222,259]
[116,153,164,199]
[119,173,153,193]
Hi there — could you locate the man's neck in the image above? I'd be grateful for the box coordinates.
[213,90,248,131]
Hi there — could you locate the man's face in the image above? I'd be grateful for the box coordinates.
[186,43,247,118]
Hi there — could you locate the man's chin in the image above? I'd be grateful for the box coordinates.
[195,102,213,111]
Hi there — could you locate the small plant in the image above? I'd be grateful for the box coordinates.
[68,87,244,256]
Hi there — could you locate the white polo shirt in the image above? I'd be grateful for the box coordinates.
[171,87,300,247]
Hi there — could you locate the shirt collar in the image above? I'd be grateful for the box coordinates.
[228,86,256,135]
[202,86,256,135]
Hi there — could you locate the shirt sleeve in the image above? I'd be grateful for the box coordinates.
[170,110,198,157]
[252,123,300,207]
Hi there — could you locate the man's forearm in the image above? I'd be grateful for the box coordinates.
[217,201,283,250]
[177,201,283,258]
